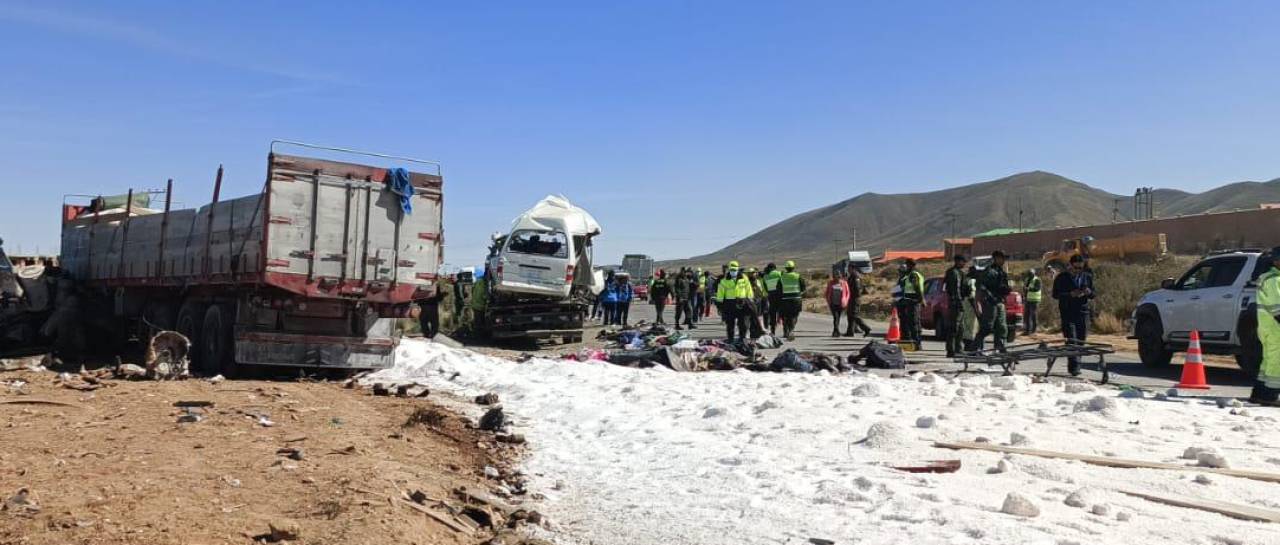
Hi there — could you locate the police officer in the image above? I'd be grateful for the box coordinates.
[762,263,782,336]
[1052,254,1094,375]
[844,267,873,338]
[943,255,969,357]
[897,258,925,345]
[649,269,673,324]
[1251,247,1280,406]
[1023,267,1043,334]
[715,261,754,342]
[778,260,806,341]
[974,250,1011,352]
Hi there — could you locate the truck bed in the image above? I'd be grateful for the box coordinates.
[60,151,444,305]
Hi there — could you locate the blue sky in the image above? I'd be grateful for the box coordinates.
[2,1,1279,266]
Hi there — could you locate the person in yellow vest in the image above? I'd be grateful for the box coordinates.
[692,268,706,323]
[762,263,782,336]
[1022,267,1043,334]
[715,260,755,342]
[896,258,925,345]
[1250,247,1280,406]
[778,260,807,341]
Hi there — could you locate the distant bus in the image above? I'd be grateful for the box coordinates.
[621,254,654,281]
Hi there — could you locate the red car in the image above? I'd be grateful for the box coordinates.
[920,276,1023,342]
[632,281,649,301]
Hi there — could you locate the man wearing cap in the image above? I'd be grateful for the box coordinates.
[778,260,806,340]
[943,255,970,357]
[715,260,754,342]
[974,250,1012,352]
[1250,248,1280,405]
[1052,254,1094,375]
[896,258,926,345]
[1023,267,1043,334]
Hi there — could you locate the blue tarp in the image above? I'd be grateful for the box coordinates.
[386,168,414,214]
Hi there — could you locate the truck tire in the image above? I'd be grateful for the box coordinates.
[175,301,205,367]
[1235,310,1262,378]
[1135,309,1173,368]
[1007,318,1018,343]
[198,304,235,377]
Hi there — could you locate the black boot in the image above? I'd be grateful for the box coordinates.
[1250,381,1280,406]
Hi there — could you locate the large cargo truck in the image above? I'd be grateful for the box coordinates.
[59,141,444,374]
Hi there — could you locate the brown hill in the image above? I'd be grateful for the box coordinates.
[665,172,1280,269]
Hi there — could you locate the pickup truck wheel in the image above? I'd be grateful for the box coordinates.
[175,301,205,368]
[933,313,946,340]
[1235,311,1262,377]
[1136,313,1173,368]
[1006,318,1018,343]
[198,305,235,377]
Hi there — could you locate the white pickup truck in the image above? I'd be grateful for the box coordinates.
[1131,249,1268,376]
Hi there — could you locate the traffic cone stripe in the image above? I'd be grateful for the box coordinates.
[1176,329,1211,390]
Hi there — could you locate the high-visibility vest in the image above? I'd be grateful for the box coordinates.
[716,275,754,302]
[763,270,782,291]
[1026,276,1042,303]
[780,271,802,297]
[900,270,924,296]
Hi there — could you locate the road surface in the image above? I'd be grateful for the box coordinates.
[621,301,1255,398]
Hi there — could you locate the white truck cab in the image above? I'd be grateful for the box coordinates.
[1131,249,1269,376]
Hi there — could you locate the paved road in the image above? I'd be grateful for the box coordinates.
[621,300,1255,398]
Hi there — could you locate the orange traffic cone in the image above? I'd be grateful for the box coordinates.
[886,307,902,344]
[1176,329,1211,390]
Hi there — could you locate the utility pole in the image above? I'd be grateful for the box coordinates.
[851,227,858,251]
[943,211,960,240]
[1017,194,1024,231]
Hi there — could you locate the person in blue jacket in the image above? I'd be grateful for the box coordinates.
[601,270,620,326]
[616,273,635,326]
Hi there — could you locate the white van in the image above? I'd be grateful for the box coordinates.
[487,196,601,300]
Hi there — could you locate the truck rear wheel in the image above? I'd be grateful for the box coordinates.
[1136,311,1173,368]
[198,304,235,377]
[1236,311,1262,377]
[175,301,205,367]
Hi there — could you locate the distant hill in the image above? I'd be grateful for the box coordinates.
[664,172,1280,269]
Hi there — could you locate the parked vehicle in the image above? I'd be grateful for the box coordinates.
[1044,233,1167,271]
[55,141,445,373]
[1131,249,1269,375]
[621,254,654,285]
[632,280,649,301]
[834,250,874,276]
[920,276,1023,343]
[482,195,601,342]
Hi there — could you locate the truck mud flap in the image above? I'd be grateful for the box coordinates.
[235,331,397,369]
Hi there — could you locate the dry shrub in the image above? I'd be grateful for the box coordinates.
[404,407,447,428]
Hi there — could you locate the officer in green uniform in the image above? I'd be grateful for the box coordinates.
[1251,247,1280,405]
[779,260,807,341]
[1023,267,1043,334]
[762,263,782,336]
[649,269,673,325]
[896,258,926,345]
[715,261,754,342]
[974,250,1011,352]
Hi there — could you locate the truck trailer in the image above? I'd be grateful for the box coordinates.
[58,141,444,374]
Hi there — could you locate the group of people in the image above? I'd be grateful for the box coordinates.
[592,270,635,326]
[629,260,812,342]
[822,266,874,337]
[926,251,1094,374]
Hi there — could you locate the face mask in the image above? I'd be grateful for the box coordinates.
[728,270,739,278]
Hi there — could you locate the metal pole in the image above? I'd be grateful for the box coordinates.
[157,179,173,278]
[203,166,223,278]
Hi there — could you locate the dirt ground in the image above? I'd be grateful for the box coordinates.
[0,369,534,545]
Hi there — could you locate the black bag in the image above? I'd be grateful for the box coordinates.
[849,341,906,369]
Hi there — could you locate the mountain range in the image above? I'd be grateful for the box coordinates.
[666,171,1280,268]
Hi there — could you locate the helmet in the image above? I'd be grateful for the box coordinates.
[748,267,758,273]
[785,260,796,269]
[728,260,740,270]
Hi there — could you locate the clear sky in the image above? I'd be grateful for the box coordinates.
[2,1,1279,266]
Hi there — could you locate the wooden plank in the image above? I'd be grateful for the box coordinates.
[397,499,472,534]
[933,441,1280,484]
[1120,489,1280,523]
